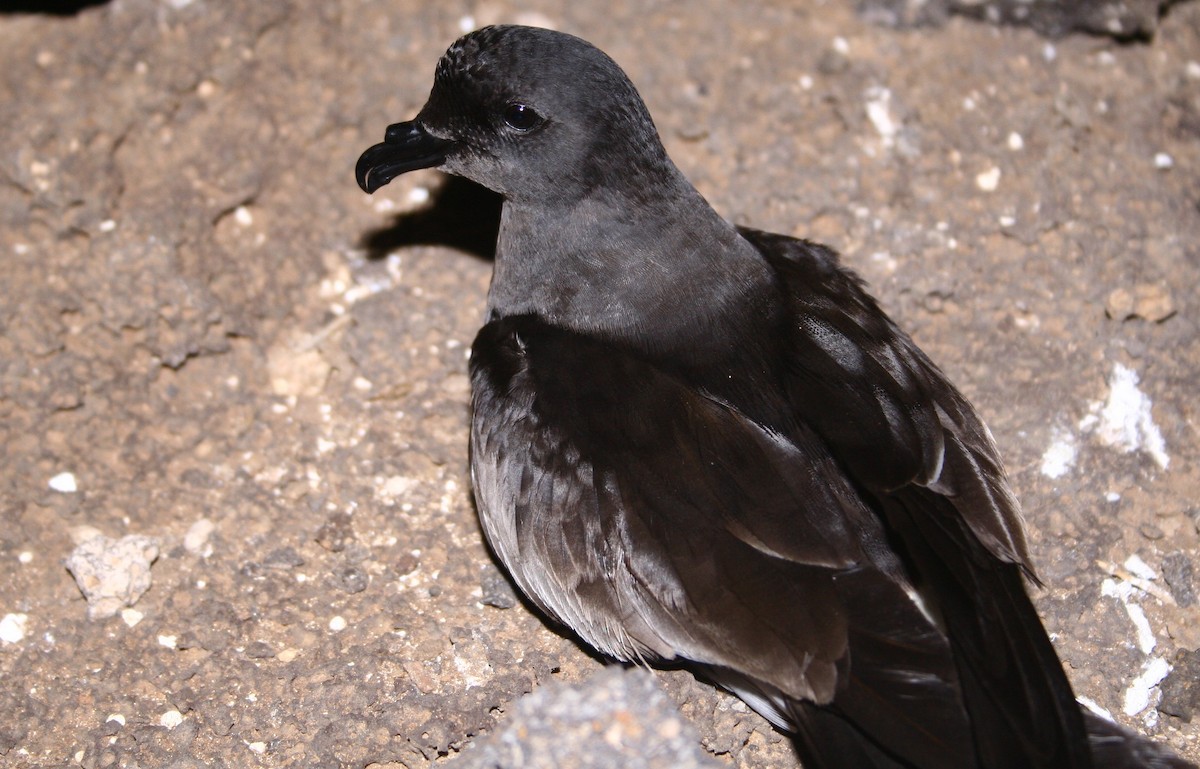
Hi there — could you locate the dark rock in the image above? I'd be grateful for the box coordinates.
[1160,649,1200,722]
[1163,552,1197,608]
[449,667,723,769]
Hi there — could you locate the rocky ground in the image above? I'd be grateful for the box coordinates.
[1,0,1198,767]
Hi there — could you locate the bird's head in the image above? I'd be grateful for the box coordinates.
[356,25,674,204]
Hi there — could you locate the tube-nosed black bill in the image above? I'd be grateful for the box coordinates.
[356,121,452,194]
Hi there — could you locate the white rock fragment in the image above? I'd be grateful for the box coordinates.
[1123,657,1170,716]
[247,741,267,754]
[380,475,417,500]
[1123,554,1157,581]
[1153,152,1173,170]
[158,634,178,649]
[864,87,898,147]
[1079,364,1169,469]
[105,713,126,727]
[975,166,1001,192]
[48,472,77,493]
[329,615,347,632]
[407,186,430,205]
[64,534,160,620]
[1039,428,1077,479]
[159,709,184,729]
[121,609,144,628]
[1123,603,1157,654]
[0,613,29,645]
[183,518,215,557]
[1006,131,1024,151]
[18,551,33,564]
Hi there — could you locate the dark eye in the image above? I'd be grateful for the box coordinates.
[502,103,544,133]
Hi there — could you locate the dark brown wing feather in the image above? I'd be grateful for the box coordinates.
[740,227,1092,769]
[470,314,979,768]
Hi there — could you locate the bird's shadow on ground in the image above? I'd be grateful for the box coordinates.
[359,175,502,262]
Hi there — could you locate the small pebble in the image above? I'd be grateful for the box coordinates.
[975,166,1001,192]
[64,534,160,620]
[329,615,347,632]
[1154,152,1173,170]
[121,609,144,628]
[48,472,77,493]
[159,710,184,729]
[0,613,28,644]
[1138,523,1164,540]
[1105,283,1175,322]
[183,519,215,556]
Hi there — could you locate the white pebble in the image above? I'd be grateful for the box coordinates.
[158,634,178,648]
[0,613,28,644]
[1153,152,1173,170]
[98,219,116,232]
[329,615,347,632]
[184,518,215,557]
[247,741,267,754]
[121,609,144,628]
[234,206,253,226]
[1187,61,1200,80]
[458,15,475,33]
[48,472,77,493]
[159,710,184,729]
[18,552,33,564]
[1006,132,1024,151]
[408,186,430,205]
[106,713,126,727]
[832,36,849,55]
[975,166,1001,192]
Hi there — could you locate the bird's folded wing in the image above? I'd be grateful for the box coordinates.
[469,314,967,748]
[741,227,1031,573]
[741,229,1091,767]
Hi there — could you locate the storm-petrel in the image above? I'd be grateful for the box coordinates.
[356,25,1193,769]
